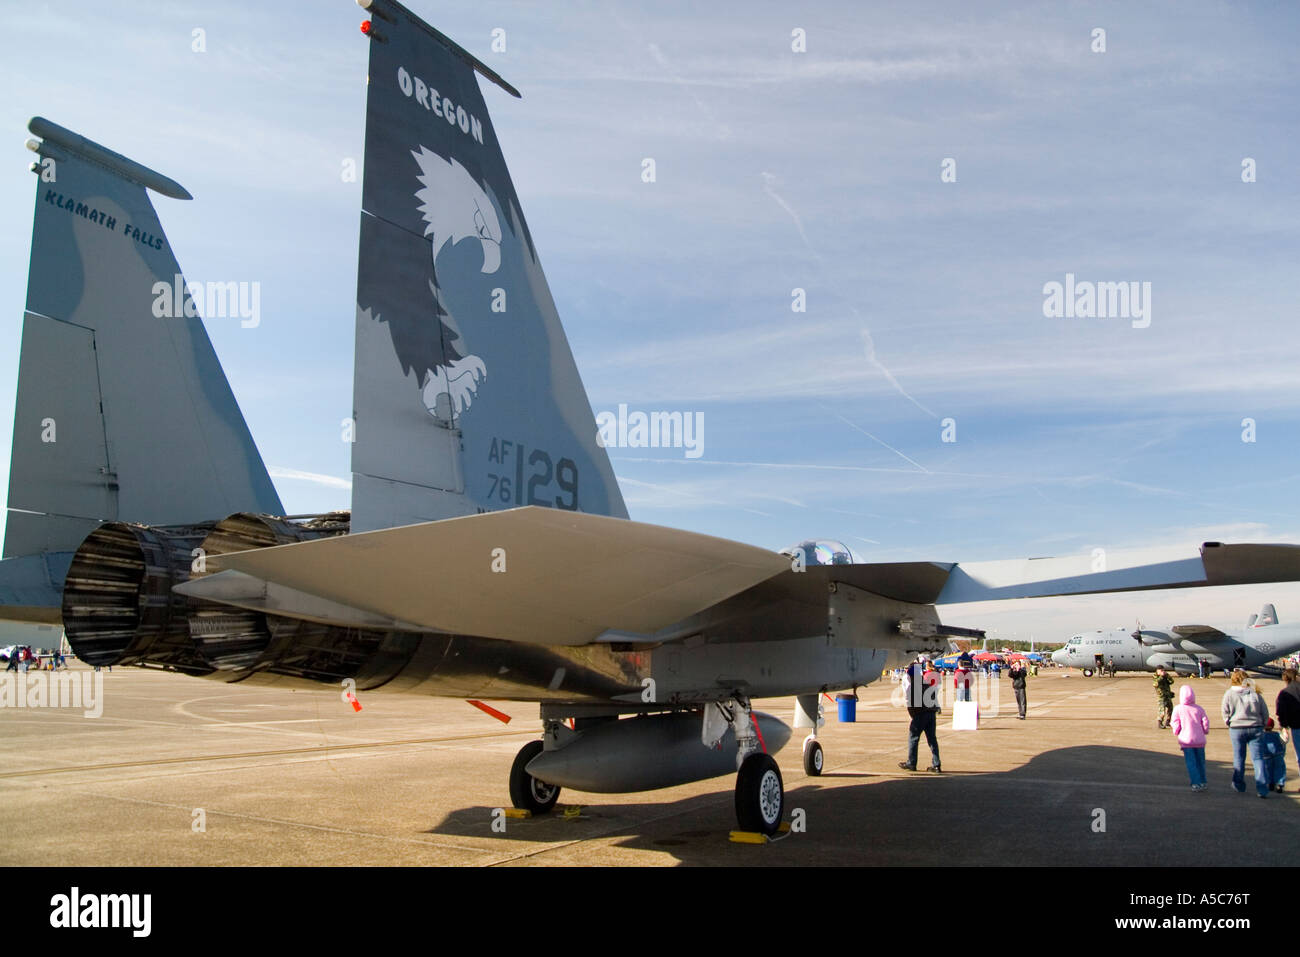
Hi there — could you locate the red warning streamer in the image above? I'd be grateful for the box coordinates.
[750,712,768,753]
[467,699,512,724]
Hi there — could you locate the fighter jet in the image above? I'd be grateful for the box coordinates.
[1051,604,1300,677]
[8,0,1300,836]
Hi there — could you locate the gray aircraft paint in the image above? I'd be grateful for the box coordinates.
[524,710,793,792]
[36,4,1300,810]
[1,118,282,618]
[0,552,71,624]
[1052,605,1300,674]
[351,6,626,530]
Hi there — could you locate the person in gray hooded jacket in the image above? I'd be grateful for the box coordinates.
[1221,670,1271,797]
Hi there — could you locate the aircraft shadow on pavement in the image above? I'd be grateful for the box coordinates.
[424,745,1292,866]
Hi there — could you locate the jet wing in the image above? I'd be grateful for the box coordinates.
[931,542,1300,604]
[779,543,1300,607]
[183,506,789,647]
[1170,624,1227,639]
[709,541,1300,645]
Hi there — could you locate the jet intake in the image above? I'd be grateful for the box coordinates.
[525,710,791,793]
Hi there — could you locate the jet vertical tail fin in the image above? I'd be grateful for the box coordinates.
[350,0,627,530]
[1256,603,1278,626]
[1,118,282,620]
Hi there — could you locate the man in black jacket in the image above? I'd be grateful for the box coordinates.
[1009,658,1029,719]
[1276,668,1300,770]
[900,655,942,772]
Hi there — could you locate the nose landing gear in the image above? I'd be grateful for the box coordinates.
[802,736,824,775]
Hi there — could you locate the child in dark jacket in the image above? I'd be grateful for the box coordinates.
[1261,719,1288,793]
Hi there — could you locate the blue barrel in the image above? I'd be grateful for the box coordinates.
[835,693,857,722]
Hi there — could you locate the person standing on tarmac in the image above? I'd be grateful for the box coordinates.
[1154,665,1175,729]
[1170,684,1210,791]
[955,656,974,703]
[1008,658,1029,719]
[900,655,941,773]
[1260,719,1287,793]
[1221,670,1271,798]
[1276,669,1300,769]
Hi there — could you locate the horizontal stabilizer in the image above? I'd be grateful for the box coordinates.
[201,507,790,646]
[0,551,72,624]
[173,569,429,632]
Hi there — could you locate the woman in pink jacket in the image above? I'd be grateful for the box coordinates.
[1171,685,1210,791]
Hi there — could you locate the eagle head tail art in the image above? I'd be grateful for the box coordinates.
[408,146,503,419]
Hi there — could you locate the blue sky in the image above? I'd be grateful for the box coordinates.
[2,0,1299,642]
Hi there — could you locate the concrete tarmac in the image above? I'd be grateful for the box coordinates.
[1,665,1294,865]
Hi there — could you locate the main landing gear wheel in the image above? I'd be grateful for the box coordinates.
[803,738,824,776]
[735,752,784,835]
[509,740,560,815]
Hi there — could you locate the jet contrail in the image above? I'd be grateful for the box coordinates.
[646,42,730,138]
[613,456,993,478]
[616,475,772,516]
[761,172,815,252]
[268,466,353,490]
[825,407,930,473]
[761,172,937,420]
[859,328,937,418]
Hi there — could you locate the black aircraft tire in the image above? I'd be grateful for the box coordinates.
[1082,669,1093,677]
[509,740,560,815]
[803,739,824,776]
[735,752,784,835]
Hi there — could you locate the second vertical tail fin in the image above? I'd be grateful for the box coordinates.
[2,118,283,620]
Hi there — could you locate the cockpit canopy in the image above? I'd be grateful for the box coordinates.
[782,539,855,566]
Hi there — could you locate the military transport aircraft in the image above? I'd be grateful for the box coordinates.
[1052,604,1300,676]
[6,0,1300,835]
